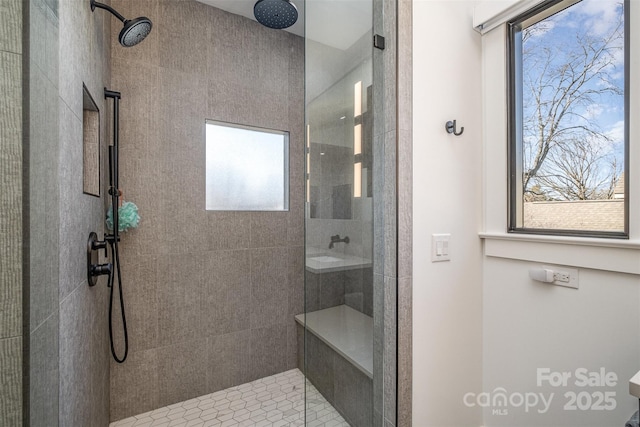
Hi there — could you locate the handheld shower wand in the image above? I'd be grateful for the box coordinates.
[104,88,129,364]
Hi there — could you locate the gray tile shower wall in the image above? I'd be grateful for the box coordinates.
[0,0,23,424]
[55,0,113,425]
[25,0,113,424]
[109,0,305,421]
[305,268,373,317]
[371,0,413,424]
[397,0,413,424]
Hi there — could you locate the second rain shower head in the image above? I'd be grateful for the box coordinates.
[254,0,298,29]
[90,0,152,47]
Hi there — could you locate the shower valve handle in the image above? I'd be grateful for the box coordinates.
[91,263,112,277]
[87,232,112,287]
[91,237,109,258]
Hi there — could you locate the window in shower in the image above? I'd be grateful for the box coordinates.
[205,120,289,211]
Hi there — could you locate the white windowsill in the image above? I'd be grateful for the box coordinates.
[479,232,640,275]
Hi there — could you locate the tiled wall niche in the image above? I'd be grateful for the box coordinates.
[83,84,101,197]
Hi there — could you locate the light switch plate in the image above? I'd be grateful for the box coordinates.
[432,234,451,262]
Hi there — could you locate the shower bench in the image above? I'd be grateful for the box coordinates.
[295,304,373,378]
[295,304,373,426]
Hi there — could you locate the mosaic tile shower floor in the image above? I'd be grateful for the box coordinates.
[109,369,350,427]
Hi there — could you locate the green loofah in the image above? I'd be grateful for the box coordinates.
[106,201,141,233]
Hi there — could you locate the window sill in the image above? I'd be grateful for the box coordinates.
[479,232,640,275]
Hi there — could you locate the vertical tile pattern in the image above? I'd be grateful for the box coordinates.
[30,314,59,426]
[110,349,160,420]
[0,51,23,336]
[59,288,91,426]
[0,0,21,54]
[382,276,397,421]
[397,277,412,427]
[156,253,203,346]
[202,250,251,336]
[372,272,385,427]
[305,270,321,313]
[250,325,289,380]
[334,354,374,427]
[371,0,411,423]
[109,0,304,421]
[0,337,22,425]
[305,333,335,403]
[250,248,289,329]
[117,251,159,352]
[396,0,413,424]
[25,0,113,424]
[59,284,109,427]
[1,1,23,426]
[317,272,346,309]
[206,330,252,392]
[305,268,373,317]
[157,339,209,407]
[303,331,375,427]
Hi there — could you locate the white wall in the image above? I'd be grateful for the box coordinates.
[483,256,640,426]
[413,1,640,427]
[479,0,640,424]
[412,1,484,425]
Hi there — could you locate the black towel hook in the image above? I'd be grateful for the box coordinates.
[445,120,464,136]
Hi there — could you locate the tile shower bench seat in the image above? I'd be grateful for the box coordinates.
[295,304,374,426]
[295,304,373,378]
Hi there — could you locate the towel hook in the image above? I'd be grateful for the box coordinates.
[445,120,464,136]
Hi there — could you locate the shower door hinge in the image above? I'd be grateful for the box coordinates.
[373,34,385,50]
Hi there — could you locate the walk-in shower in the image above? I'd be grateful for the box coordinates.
[12,0,400,425]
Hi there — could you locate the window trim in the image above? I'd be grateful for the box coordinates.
[506,0,630,239]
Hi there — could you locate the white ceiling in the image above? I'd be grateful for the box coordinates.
[195,0,372,51]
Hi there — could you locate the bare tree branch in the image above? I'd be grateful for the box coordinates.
[520,9,624,200]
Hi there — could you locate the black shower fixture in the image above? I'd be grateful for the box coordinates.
[254,0,298,29]
[90,0,152,47]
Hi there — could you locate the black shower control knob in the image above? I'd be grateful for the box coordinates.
[92,263,112,276]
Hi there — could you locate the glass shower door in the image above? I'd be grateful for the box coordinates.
[303,0,377,425]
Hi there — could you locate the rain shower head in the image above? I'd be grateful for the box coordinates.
[119,17,153,47]
[90,0,152,47]
[254,0,298,29]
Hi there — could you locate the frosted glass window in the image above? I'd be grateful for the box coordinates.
[206,120,289,211]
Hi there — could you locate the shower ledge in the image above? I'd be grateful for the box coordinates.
[295,304,373,378]
[305,250,372,273]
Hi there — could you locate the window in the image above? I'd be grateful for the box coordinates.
[205,120,289,211]
[508,0,628,237]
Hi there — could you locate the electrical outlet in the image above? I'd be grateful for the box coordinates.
[544,265,579,289]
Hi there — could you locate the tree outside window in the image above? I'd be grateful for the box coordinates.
[509,0,627,235]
